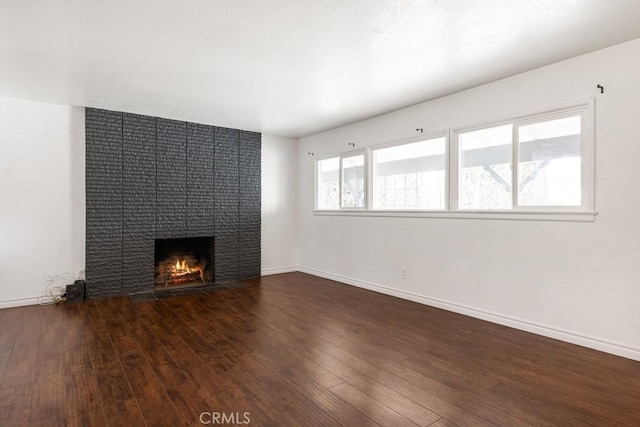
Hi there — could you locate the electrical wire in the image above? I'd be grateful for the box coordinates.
[38,272,78,305]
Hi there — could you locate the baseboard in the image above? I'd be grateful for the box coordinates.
[261,266,300,276]
[0,296,40,309]
[298,266,640,362]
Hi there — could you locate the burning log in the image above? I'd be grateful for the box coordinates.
[163,258,205,287]
[167,271,203,286]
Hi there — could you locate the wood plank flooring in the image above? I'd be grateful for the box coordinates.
[0,272,639,426]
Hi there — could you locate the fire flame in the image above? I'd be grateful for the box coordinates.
[169,259,203,280]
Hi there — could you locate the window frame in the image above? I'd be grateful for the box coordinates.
[369,132,450,211]
[340,150,367,210]
[451,102,594,213]
[314,155,340,211]
[314,149,367,211]
[313,99,596,221]
[450,123,515,212]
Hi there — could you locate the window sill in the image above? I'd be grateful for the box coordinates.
[313,209,597,222]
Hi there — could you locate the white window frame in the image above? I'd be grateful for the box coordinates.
[314,155,340,210]
[340,150,367,210]
[451,102,594,213]
[313,99,596,222]
[315,150,367,211]
[369,132,449,211]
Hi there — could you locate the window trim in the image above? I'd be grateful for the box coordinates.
[313,209,596,222]
[314,154,339,211]
[514,108,593,212]
[452,102,594,213]
[340,149,367,210]
[368,132,449,211]
[315,149,367,211]
[313,99,596,221]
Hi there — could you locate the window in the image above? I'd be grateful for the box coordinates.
[316,157,339,209]
[341,154,365,208]
[372,136,446,210]
[454,106,590,211]
[314,102,593,220]
[517,115,582,207]
[316,151,366,210]
[458,125,513,210]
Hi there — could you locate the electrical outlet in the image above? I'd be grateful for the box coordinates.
[401,268,408,279]
[78,269,85,280]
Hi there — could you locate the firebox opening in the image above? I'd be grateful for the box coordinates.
[154,237,214,289]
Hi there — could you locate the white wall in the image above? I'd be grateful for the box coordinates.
[0,97,85,307]
[297,38,640,360]
[261,134,299,274]
[0,98,299,304]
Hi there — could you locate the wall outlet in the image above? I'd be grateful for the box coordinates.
[78,269,85,280]
[401,268,408,279]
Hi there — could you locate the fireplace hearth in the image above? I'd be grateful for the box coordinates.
[154,237,214,289]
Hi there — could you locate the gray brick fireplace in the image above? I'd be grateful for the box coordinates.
[85,108,260,297]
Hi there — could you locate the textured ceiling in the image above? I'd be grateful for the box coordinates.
[1,0,640,138]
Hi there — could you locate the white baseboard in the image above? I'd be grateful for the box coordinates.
[298,266,640,362]
[0,296,41,309]
[261,266,300,276]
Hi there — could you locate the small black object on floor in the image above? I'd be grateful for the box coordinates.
[66,280,86,303]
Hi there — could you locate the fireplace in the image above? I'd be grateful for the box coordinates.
[86,110,261,297]
[154,237,214,289]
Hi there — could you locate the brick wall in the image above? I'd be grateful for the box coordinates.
[85,108,261,297]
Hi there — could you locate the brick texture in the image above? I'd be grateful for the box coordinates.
[187,123,215,237]
[156,118,187,239]
[85,109,123,297]
[85,108,261,296]
[239,130,262,279]
[122,113,156,294]
[214,127,239,282]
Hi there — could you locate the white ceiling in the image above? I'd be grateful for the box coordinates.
[1,0,640,138]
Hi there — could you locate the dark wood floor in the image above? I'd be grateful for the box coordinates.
[1,272,639,426]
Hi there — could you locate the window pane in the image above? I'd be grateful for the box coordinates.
[342,154,365,208]
[458,125,512,210]
[518,116,581,206]
[317,157,339,209]
[373,137,446,209]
